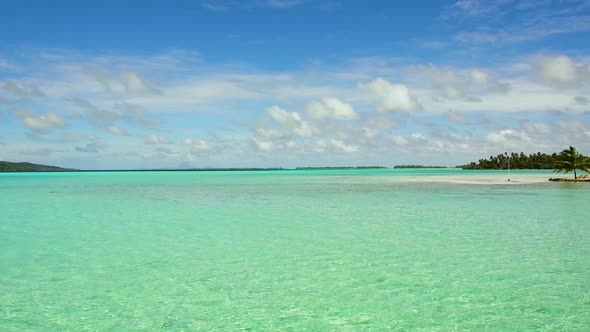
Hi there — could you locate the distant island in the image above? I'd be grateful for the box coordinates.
[457,152,564,170]
[458,147,589,182]
[0,161,77,172]
[86,168,287,172]
[295,166,387,170]
[393,165,449,169]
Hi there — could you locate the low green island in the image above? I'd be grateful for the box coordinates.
[458,152,562,170]
[295,166,387,170]
[2,146,588,182]
[458,146,589,182]
[394,165,449,169]
[0,161,77,172]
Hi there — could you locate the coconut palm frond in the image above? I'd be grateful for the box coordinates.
[553,146,589,179]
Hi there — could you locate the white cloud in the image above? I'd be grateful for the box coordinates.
[330,138,358,153]
[451,0,494,16]
[523,122,551,135]
[360,78,421,112]
[559,121,590,141]
[13,110,65,132]
[82,66,112,91]
[392,135,408,145]
[312,140,328,153]
[75,142,107,153]
[1,81,45,98]
[267,105,315,137]
[306,97,359,120]
[251,128,281,152]
[252,137,274,151]
[67,99,160,130]
[254,127,285,140]
[4,49,590,168]
[411,65,510,100]
[486,129,531,147]
[146,134,171,144]
[361,127,379,140]
[411,132,427,141]
[449,1,590,44]
[184,138,212,151]
[107,125,129,136]
[446,111,469,124]
[265,0,303,8]
[418,78,587,113]
[201,0,303,11]
[535,55,589,87]
[121,72,159,95]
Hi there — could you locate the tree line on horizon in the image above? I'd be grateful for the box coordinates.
[459,150,589,170]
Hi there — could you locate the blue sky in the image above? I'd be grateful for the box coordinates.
[1,0,589,169]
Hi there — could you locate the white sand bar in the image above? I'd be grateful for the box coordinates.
[404,173,550,185]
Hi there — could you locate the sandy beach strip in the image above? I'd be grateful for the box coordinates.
[403,173,551,185]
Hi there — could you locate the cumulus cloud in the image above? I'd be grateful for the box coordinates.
[559,121,590,141]
[184,138,212,151]
[252,137,274,152]
[312,140,328,153]
[360,78,421,112]
[146,134,171,144]
[361,127,379,140]
[254,128,285,140]
[250,128,289,152]
[154,147,180,157]
[68,99,160,129]
[75,142,107,153]
[392,135,408,145]
[535,55,590,87]
[306,98,359,120]
[267,105,315,137]
[574,96,589,104]
[107,125,129,136]
[121,72,159,95]
[411,65,510,100]
[486,129,531,148]
[12,110,65,133]
[330,138,358,153]
[523,122,551,135]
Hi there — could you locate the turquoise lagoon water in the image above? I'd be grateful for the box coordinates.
[1,169,589,330]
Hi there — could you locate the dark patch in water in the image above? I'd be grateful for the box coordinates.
[160,320,173,329]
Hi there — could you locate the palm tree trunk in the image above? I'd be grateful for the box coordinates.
[574,169,577,179]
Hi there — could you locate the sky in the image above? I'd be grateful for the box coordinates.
[1,0,589,169]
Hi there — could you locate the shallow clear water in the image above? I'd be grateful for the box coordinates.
[1,170,589,330]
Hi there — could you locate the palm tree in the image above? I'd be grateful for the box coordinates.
[554,146,590,179]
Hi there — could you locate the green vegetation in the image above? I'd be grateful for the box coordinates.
[0,161,76,172]
[553,146,590,179]
[459,147,590,181]
[458,152,565,170]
